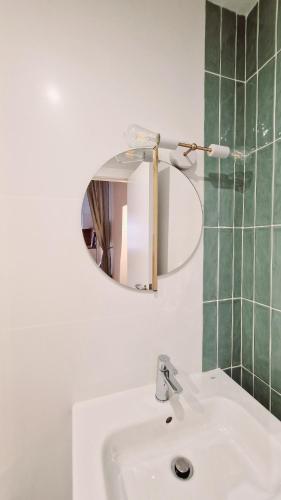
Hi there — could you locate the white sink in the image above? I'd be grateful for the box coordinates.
[73,369,281,500]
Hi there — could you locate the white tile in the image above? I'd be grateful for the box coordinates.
[0,0,205,497]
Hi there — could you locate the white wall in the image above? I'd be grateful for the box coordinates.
[0,0,205,498]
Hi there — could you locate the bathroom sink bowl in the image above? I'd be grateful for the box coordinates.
[73,369,281,500]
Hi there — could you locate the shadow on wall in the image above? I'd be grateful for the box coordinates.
[205,169,253,192]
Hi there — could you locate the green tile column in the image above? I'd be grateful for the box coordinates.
[203,1,245,383]
[246,4,258,79]
[254,304,270,383]
[204,1,281,420]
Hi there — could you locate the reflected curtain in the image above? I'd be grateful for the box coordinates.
[87,180,111,275]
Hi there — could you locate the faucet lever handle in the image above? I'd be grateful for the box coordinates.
[158,354,177,375]
[156,354,183,401]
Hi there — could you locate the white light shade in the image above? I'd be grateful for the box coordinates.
[208,144,230,159]
[125,124,160,148]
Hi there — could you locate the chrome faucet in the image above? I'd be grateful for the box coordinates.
[155,355,183,402]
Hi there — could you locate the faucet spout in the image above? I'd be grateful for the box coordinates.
[155,355,183,402]
[164,370,183,394]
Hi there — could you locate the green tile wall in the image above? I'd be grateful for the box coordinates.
[203,0,244,388]
[203,0,281,421]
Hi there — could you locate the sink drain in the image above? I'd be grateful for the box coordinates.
[171,457,194,480]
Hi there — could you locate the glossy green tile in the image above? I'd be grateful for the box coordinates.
[242,368,254,395]
[275,53,281,139]
[271,310,281,394]
[234,166,244,227]
[204,74,220,228]
[255,228,271,306]
[256,145,273,225]
[272,227,281,310]
[242,229,254,300]
[218,300,232,368]
[204,73,220,144]
[205,73,220,146]
[246,4,258,79]
[233,299,241,366]
[242,300,253,371]
[204,156,219,227]
[243,153,256,227]
[203,0,281,421]
[219,229,233,299]
[274,141,281,223]
[219,157,234,227]
[278,0,281,51]
[221,8,236,78]
[254,377,270,409]
[254,304,270,384]
[203,228,218,301]
[234,229,242,297]
[234,74,246,226]
[237,15,245,81]
[258,59,275,148]
[234,86,245,229]
[220,77,235,150]
[203,302,217,371]
[232,366,242,385]
[205,1,221,73]
[246,75,257,152]
[236,82,245,151]
[258,0,276,68]
[271,390,281,420]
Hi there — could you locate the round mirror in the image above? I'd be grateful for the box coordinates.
[81,148,202,291]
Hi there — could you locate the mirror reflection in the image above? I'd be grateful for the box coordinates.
[81,148,202,291]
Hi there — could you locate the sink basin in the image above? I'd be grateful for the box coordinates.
[73,369,281,500]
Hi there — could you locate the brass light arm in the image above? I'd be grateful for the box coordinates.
[152,146,158,292]
[178,142,212,157]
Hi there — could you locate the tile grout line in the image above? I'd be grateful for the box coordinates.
[241,12,247,388]
[243,297,272,310]
[206,47,281,86]
[204,296,281,315]
[204,69,245,84]
[204,297,240,304]
[205,134,281,165]
[242,365,281,398]
[231,12,238,377]
[272,385,281,398]
[268,0,279,411]
[223,364,242,371]
[245,46,281,84]
[216,5,223,368]
[243,135,281,158]
[204,224,281,229]
[251,0,260,398]
[243,297,281,315]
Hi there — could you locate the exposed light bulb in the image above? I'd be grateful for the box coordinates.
[125,124,179,150]
[125,124,160,148]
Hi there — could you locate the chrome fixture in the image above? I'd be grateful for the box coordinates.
[155,355,183,402]
[171,457,194,480]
